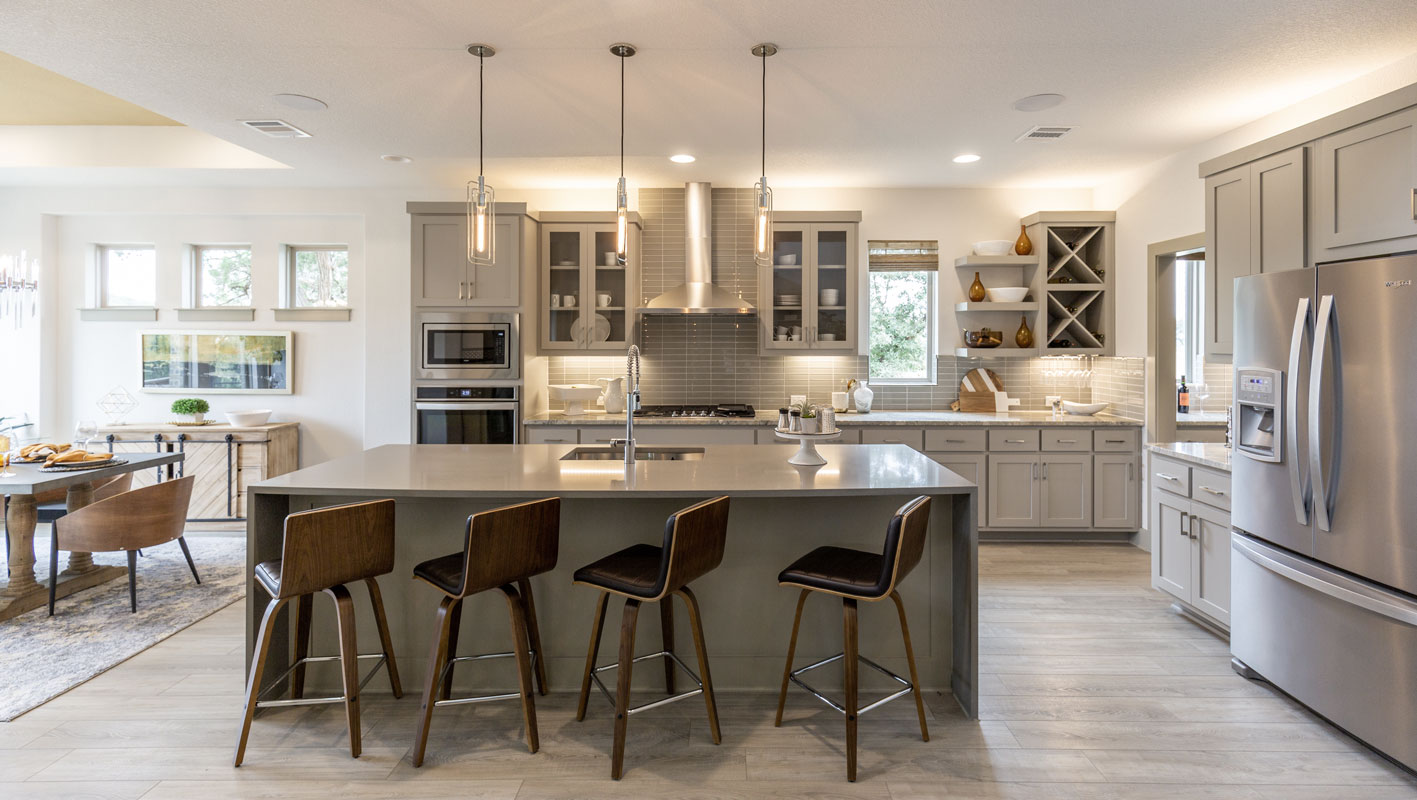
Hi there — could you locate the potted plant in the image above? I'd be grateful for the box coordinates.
[170,398,210,424]
[794,401,818,434]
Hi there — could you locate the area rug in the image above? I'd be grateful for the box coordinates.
[0,534,246,720]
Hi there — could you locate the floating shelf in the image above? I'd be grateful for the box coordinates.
[954,347,1039,358]
[955,302,1039,312]
[954,255,1037,268]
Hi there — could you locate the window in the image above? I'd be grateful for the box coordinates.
[98,245,156,307]
[286,246,349,307]
[1173,252,1212,416]
[194,246,252,307]
[867,240,937,384]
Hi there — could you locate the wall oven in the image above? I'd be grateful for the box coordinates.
[417,312,518,380]
[415,385,519,445]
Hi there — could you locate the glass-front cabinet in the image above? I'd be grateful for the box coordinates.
[760,216,859,352]
[539,215,641,352]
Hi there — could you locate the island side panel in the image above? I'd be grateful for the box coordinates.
[245,490,289,685]
[950,488,979,720]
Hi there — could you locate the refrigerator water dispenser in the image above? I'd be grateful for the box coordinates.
[1236,367,1282,463]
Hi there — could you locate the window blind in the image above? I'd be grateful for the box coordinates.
[867,240,938,272]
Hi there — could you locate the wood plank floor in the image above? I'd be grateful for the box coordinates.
[3,543,1415,798]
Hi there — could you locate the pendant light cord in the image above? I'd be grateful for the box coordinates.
[761,50,767,177]
[619,53,625,178]
[478,50,485,176]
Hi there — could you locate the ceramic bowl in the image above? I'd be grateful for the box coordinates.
[985,287,1029,303]
[777,254,798,266]
[225,409,272,426]
[1062,401,1109,416]
[972,240,1014,256]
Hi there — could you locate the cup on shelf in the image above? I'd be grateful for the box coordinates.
[775,333,788,341]
[790,334,802,342]
[775,325,789,336]
[597,292,613,308]
[603,251,618,266]
[550,294,561,308]
[777,253,798,266]
[831,391,849,412]
[819,288,841,306]
[564,294,577,308]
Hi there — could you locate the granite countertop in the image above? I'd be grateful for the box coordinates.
[1177,410,1227,428]
[1147,442,1232,473]
[526,410,1143,427]
[250,444,974,499]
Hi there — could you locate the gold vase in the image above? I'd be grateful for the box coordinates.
[968,272,987,302]
[1014,224,1033,256]
[1015,315,1034,348]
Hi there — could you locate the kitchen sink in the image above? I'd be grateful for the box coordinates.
[560,446,705,462]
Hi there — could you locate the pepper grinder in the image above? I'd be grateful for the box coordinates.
[788,408,802,433]
[777,407,791,431]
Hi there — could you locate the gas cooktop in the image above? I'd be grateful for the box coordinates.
[634,404,756,418]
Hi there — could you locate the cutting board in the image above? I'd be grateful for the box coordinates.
[956,368,1004,412]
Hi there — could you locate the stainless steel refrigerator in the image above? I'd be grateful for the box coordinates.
[1231,252,1417,772]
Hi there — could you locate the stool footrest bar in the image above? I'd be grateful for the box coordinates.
[785,652,915,717]
[431,649,540,708]
[588,650,705,715]
[255,653,390,708]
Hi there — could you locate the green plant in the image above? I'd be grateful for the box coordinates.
[170,398,209,416]
[793,401,816,419]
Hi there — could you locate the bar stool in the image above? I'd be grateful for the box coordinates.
[773,495,932,782]
[410,497,560,767]
[573,495,731,780]
[234,499,403,767]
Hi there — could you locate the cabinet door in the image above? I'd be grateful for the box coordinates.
[1251,147,1307,274]
[1093,454,1139,529]
[763,224,811,350]
[1040,454,1092,528]
[810,223,856,350]
[413,215,469,307]
[932,452,986,530]
[526,427,578,444]
[586,225,633,350]
[1190,501,1231,625]
[1315,107,1417,250]
[1151,490,1192,602]
[466,215,519,307]
[1205,165,1251,356]
[182,441,236,520]
[988,454,1039,528]
[542,224,585,350]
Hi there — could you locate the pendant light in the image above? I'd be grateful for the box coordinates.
[466,44,496,267]
[610,43,636,264]
[752,43,777,268]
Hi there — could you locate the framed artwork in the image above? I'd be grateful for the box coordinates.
[140,330,293,394]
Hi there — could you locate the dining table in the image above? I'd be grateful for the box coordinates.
[1,451,183,621]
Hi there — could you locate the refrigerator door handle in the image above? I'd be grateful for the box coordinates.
[1286,297,1312,525]
[1233,534,1417,628]
[1309,294,1341,532]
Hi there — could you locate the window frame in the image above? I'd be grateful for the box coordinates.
[282,245,350,309]
[867,269,938,386]
[1176,257,1204,387]
[96,244,157,308]
[191,244,254,309]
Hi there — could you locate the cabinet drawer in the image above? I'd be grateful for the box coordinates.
[924,429,987,452]
[1093,429,1139,452]
[526,428,578,444]
[1191,467,1232,511]
[1041,429,1090,452]
[1151,458,1191,497]
[861,428,924,450]
[989,429,1040,452]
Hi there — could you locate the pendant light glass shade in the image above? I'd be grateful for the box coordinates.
[752,43,777,268]
[611,43,636,266]
[466,44,496,268]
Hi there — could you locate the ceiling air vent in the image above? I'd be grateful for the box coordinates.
[1015,125,1073,142]
[239,119,311,138]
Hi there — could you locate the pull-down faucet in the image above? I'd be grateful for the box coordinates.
[612,344,641,464]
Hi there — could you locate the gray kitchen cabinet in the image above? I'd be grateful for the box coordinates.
[1314,107,1417,254]
[1152,488,1192,602]
[1251,147,1308,274]
[526,427,578,444]
[988,454,1040,528]
[932,452,986,529]
[1093,453,1141,529]
[1189,501,1231,626]
[860,427,924,450]
[412,213,520,308]
[539,216,641,352]
[1040,454,1092,528]
[761,214,860,353]
[1148,452,1232,629]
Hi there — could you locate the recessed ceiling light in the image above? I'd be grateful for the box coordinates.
[381,154,413,163]
[669,154,696,164]
[952,154,981,164]
[1013,93,1065,112]
[273,93,328,111]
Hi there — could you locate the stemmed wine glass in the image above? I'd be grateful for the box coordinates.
[74,419,99,451]
[0,437,16,478]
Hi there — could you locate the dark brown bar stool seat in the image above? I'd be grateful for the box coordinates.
[234,499,403,767]
[410,497,560,767]
[573,495,731,780]
[774,495,932,782]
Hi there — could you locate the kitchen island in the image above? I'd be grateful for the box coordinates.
[247,443,979,717]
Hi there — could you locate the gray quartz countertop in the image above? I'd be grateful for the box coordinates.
[526,410,1143,427]
[1147,442,1232,473]
[250,443,975,499]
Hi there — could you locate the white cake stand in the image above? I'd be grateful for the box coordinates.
[774,429,843,466]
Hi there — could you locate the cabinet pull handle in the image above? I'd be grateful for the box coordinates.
[1106,439,1126,444]
[1200,486,1227,496]
[1190,514,1199,540]
[945,438,965,443]
[1006,438,1027,444]
[458,281,465,300]
[1128,462,1134,480]
[1043,463,1049,479]
[1157,472,1180,482]
[1180,511,1189,536]
[1411,187,1416,220]
[1057,438,1077,444]
[882,438,901,443]
[1032,462,1038,480]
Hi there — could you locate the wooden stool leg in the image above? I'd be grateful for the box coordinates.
[576,592,610,722]
[891,590,929,742]
[843,597,859,782]
[412,595,458,768]
[365,578,403,698]
[500,583,540,754]
[290,594,313,699]
[518,578,549,697]
[611,598,641,780]
[177,536,201,584]
[326,584,362,759]
[441,599,463,701]
[127,550,138,612]
[234,597,285,767]
[660,598,676,694]
[677,587,721,746]
[775,589,810,727]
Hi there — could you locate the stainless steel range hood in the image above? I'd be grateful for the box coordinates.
[640,182,756,315]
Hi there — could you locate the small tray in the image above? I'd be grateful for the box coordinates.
[40,458,127,473]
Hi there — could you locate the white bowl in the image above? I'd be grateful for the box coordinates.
[819,333,838,341]
[972,240,1014,256]
[225,409,272,427]
[777,254,798,266]
[549,384,605,416]
[985,287,1029,303]
[1062,401,1109,416]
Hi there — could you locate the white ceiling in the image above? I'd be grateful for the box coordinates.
[2,0,1417,190]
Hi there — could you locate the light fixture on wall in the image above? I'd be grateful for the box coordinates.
[752,43,777,268]
[610,43,636,264]
[466,43,497,268]
[0,251,38,328]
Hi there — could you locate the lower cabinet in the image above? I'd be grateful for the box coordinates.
[931,452,986,529]
[1149,453,1232,628]
[988,454,1041,527]
[1093,454,1141,528]
[988,454,1094,528]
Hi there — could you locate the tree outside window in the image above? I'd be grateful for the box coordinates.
[99,246,156,307]
[196,247,252,307]
[869,271,935,382]
[290,247,349,307]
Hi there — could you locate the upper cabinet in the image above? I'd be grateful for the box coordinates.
[538,214,641,352]
[1314,107,1417,255]
[760,214,859,353]
[411,207,523,308]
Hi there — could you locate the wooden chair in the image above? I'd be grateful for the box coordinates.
[48,474,198,616]
[5,474,130,576]
[235,499,403,767]
[773,495,932,782]
[573,496,730,780]
[410,497,560,767]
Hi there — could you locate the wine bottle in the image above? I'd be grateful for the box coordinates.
[1178,376,1190,414]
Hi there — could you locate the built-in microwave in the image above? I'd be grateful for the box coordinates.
[417,312,519,380]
